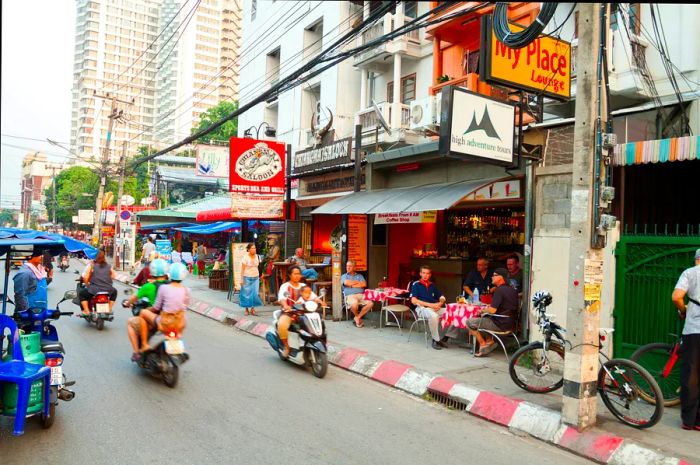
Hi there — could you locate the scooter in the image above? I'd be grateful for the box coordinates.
[74,276,114,330]
[5,292,77,429]
[58,256,69,272]
[122,296,189,388]
[265,289,328,378]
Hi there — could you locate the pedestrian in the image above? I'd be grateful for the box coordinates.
[141,236,155,265]
[240,242,263,316]
[196,242,207,279]
[672,248,700,431]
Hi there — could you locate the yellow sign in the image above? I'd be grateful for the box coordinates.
[584,283,601,301]
[484,20,571,100]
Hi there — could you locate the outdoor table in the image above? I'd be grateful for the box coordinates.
[273,261,292,291]
[363,287,409,302]
[441,302,486,330]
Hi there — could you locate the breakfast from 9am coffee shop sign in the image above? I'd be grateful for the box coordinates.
[480,16,571,100]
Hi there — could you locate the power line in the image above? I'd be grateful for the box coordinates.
[1,134,70,145]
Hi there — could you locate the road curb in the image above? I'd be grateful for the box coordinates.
[119,289,692,465]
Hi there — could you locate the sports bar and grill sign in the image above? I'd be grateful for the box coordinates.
[292,137,352,176]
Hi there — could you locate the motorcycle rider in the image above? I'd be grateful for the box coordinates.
[58,251,70,271]
[276,265,308,358]
[13,249,49,312]
[139,262,190,352]
[126,258,169,362]
[78,250,117,316]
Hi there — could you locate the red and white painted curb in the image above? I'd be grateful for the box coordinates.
[228,314,692,465]
[115,289,693,465]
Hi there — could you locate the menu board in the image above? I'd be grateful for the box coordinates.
[347,215,368,271]
[231,243,249,291]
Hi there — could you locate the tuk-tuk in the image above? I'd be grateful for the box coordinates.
[0,228,97,436]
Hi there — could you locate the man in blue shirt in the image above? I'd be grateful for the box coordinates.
[341,260,373,328]
[462,257,493,300]
[411,265,450,350]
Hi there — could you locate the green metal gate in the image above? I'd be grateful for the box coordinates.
[613,235,700,359]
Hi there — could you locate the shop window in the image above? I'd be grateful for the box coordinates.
[404,1,417,18]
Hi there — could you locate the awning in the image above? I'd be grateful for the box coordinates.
[139,222,195,230]
[312,177,504,215]
[0,228,98,259]
[174,221,242,234]
[612,135,699,166]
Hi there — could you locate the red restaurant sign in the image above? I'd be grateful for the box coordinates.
[229,137,286,194]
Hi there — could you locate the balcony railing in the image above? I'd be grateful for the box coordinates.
[356,102,410,131]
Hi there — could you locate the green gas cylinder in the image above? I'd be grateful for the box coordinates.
[1,332,47,415]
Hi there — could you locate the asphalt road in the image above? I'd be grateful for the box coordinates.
[1,261,592,464]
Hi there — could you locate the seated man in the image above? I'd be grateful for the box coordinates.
[505,253,524,295]
[411,266,455,350]
[288,247,318,281]
[466,268,519,357]
[341,260,373,328]
[462,257,493,302]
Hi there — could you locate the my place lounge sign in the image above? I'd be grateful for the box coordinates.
[292,137,352,176]
[480,16,571,100]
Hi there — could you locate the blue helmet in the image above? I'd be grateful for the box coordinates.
[169,262,188,281]
[149,258,169,278]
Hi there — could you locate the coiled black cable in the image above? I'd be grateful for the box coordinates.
[493,2,559,49]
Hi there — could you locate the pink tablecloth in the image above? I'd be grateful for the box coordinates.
[441,303,484,330]
[363,288,408,302]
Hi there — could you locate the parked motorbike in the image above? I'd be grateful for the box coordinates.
[122,295,189,388]
[265,289,328,378]
[58,255,69,272]
[74,276,114,330]
[7,291,77,429]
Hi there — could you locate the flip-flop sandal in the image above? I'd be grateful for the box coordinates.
[353,319,363,328]
[475,342,496,357]
[245,309,250,315]
[250,309,258,316]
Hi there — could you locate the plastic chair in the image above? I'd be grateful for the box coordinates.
[379,282,413,334]
[0,314,51,436]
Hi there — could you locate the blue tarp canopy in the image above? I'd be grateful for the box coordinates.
[174,221,241,234]
[0,228,99,259]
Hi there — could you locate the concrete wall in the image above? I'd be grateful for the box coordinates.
[530,162,618,354]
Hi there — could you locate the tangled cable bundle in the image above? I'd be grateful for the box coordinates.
[493,2,558,49]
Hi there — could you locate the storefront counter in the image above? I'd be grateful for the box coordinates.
[409,257,473,300]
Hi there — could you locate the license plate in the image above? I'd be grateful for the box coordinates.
[50,366,63,386]
[165,339,185,355]
[96,302,110,313]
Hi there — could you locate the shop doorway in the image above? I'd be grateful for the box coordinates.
[368,219,387,289]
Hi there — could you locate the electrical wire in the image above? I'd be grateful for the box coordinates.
[130,1,397,168]
[493,2,558,49]
[99,0,192,93]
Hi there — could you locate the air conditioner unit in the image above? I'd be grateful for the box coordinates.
[409,96,440,130]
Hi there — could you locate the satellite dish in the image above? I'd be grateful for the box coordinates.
[371,99,392,136]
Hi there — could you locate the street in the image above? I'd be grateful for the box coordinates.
[1,261,592,464]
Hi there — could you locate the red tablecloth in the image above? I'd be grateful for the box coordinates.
[363,288,408,302]
[441,303,485,330]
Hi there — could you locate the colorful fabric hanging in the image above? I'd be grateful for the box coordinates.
[613,135,699,166]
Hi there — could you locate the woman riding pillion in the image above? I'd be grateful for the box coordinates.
[139,262,191,352]
[79,250,117,315]
[277,266,321,358]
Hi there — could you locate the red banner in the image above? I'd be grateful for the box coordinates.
[229,137,286,194]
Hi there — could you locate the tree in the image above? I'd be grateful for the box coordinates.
[192,101,238,144]
[44,166,100,226]
[0,209,17,227]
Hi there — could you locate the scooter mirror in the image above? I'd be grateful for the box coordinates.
[283,291,291,298]
[318,288,327,298]
[63,290,77,300]
[123,288,134,296]
[74,270,80,274]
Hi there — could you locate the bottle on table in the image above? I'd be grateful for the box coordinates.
[473,287,480,304]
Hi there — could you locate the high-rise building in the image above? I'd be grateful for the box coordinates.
[70,0,242,161]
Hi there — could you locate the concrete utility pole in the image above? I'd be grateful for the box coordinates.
[562,2,607,430]
[92,92,132,247]
[113,141,128,269]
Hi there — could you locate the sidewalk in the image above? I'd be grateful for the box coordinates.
[115,269,697,465]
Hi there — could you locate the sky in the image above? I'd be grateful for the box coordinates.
[1,1,76,210]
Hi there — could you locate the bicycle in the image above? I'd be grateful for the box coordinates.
[508,290,665,429]
[630,334,681,407]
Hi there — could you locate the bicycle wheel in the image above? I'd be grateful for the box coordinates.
[509,341,565,393]
[630,343,681,407]
[598,358,664,429]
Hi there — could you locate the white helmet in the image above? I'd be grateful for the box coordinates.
[169,262,188,281]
